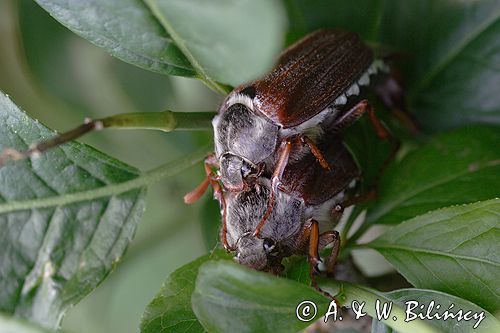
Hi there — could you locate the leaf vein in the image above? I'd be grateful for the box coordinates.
[0,146,208,214]
[372,244,500,266]
[368,162,499,223]
[412,11,500,96]
[455,259,498,298]
[411,253,463,297]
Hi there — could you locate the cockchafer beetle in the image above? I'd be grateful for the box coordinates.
[0,29,409,252]
[185,29,412,246]
[220,134,367,293]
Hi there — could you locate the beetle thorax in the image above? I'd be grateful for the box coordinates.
[213,94,279,190]
[213,96,279,162]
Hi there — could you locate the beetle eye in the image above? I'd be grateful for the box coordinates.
[263,238,276,253]
[241,162,252,177]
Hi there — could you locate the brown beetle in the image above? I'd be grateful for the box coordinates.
[0,30,408,253]
[222,134,365,291]
[185,30,409,247]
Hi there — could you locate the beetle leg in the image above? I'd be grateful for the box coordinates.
[295,220,321,288]
[308,226,341,278]
[330,100,369,132]
[213,180,231,252]
[332,100,401,186]
[374,74,420,135]
[300,135,331,170]
[183,155,232,251]
[253,139,292,237]
[299,219,339,300]
[330,99,389,139]
[331,190,377,218]
[319,230,341,277]
[360,102,402,187]
[332,99,393,140]
[366,103,391,140]
[366,106,402,186]
[183,154,219,204]
[308,220,321,273]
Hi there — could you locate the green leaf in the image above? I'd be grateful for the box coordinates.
[191,261,330,333]
[140,250,231,333]
[365,125,500,225]
[144,254,450,333]
[343,115,393,191]
[371,320,394,333]
[141,251,320,333]
[0,92,147,329]
[192,262,440,333]
[369,199,500,313]
[378,0,500,132]
[33,0,195,77]
[35,0,286,92]
[0,313,58,333]
[284,0,500,132]
[284,0,385,41]
[19,0,175,115]
[319,282,442,333]
[282,256,312,285]
[384,289,500,333]
[319,281,500,333]
[144,0,287,88]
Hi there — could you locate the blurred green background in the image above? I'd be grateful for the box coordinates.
[0,1,223,332]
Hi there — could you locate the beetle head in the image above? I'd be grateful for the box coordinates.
[219,154,262,191]
[235,232,280,271]
[226,180,302,272]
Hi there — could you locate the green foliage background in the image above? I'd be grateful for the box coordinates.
[0,0,499,332]
[1,1,216,332]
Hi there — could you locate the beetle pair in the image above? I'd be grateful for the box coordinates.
[0,29,411,292]
[185,30,411,287]
[223,134,362,293]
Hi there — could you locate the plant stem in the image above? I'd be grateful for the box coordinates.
[348,222,372,245]
[340,205,365,247]
[345,243,369,250]
[0,111,215,167]
[100,110,216,131]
